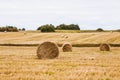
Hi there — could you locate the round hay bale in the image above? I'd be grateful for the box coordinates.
[99,43,110,51]
[37,42,59,59]
[62,42,72,52]
[61,35,65,38]
[64,36,68,39]
[24,32,27,35]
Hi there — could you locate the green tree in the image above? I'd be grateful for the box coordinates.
[38,24,55,32]
[116,29,120,32]
[22,28,26,31]
[96,28,104,32]
[0,26,18,32]
[56,24,80,30]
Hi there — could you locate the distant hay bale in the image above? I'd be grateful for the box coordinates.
[62,42,72,52]
[110,31,113,33]
[24,32,27,35]
[61,35,65,38]
[99,43,110,51]
[64,36,68,39]
[37,41,59,59]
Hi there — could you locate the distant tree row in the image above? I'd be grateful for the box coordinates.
[19,28,26,31]
[38,24,55,32]
[37,24,80,32]
[96,28,104,32]
[56,24,80,30]
[0,25,119,33]
[0,26,18,32]
[0,26,26,32]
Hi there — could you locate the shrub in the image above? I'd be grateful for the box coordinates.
[96,28,104,32]
[38,24,55,32]
[116,29,120,32]
[22,28,26,31]
[0,26,18,32]
[56,24,80,30]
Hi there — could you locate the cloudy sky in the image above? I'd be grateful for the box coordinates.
[0,0,120,30]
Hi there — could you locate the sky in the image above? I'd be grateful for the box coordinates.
[0,0,120,30]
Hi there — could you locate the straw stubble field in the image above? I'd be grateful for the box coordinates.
[0,32,120,44]
[0,46,120,80]
[0,32,120,80]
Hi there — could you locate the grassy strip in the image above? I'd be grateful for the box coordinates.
[0,44,38,47]
[110,44,120,47]
[0,43,120,47]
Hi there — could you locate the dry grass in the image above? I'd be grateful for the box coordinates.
[0,32,120,80]
[0,46,120,80]
[0,32,120,44]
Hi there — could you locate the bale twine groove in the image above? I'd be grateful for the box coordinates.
[62,42,72,52]
[37,42,59,59]
[99,43,110,51]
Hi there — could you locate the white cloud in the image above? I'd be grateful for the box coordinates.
[0,0,120,30]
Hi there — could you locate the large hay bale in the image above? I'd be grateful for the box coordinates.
[62,42,72,52]
[37,42,59,59]
[99,43,110,51]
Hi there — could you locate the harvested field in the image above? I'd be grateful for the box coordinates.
[0,32,120,80]
[0,32,120,44]
[0,46,120,80]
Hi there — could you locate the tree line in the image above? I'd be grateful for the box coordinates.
[0,24,120,32]
[37,24,120,32]
[0,26,18,32]
[0,26,25,32]
[37,24,80,32]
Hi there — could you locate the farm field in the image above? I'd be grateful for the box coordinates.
[0,32,120,44]
[0,46,120,80]
[0,0,120,79]
[0,32,120,80]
